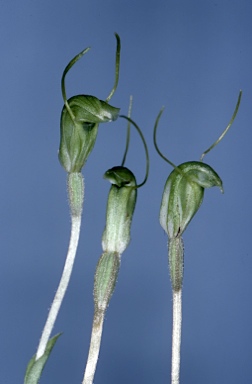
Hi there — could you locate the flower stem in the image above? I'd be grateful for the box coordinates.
[171,289,182,384]
[83,251,120,383]
[82,311,105,384]
[169,236,183,384]
[36,173,84,360]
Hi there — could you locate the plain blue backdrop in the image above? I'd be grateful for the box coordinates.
[1,1,251,383]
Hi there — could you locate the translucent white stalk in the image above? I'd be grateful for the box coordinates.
[171,289,182,384]
[168,236,183,384]
[36,173,84,360]
[82,311,105,384]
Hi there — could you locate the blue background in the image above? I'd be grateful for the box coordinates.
[1,1,251,383]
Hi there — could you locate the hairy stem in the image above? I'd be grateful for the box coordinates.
[36,173,84,359]
[169,236,183,384]
[171,289,182,384]
[82,311,105,384]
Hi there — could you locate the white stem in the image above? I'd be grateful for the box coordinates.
[82,311,105,384]
[171,289,182,384]
[35,215,81,360]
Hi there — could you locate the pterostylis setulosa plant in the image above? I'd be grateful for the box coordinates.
[24,34,121,384]
[82,97,149,384]
[154,91,242,384]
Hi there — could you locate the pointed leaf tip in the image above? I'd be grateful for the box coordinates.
[24,333,61,384]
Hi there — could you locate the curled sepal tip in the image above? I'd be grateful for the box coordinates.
[66,95,120,124]
[160,161,223,238]
[102,166,137,254]
[104,165,136,187]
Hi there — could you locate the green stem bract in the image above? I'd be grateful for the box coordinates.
[94,251,121,313]
[67,172,84,217]
[169,237,184,292]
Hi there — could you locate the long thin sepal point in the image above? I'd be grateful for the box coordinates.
[200,90,242,161]
[61,47,91,123]
[106,33,121,102]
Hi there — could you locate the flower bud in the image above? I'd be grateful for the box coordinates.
[160,161,223,238]
[59,95,120,173]
[102,166,137,254]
